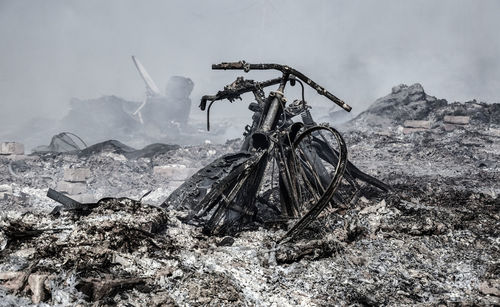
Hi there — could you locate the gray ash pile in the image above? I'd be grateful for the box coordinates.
[347,83,500,133]
[0,83,498,305]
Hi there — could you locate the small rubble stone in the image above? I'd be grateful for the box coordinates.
[78,278,145,301]
[0,142,24,155]
[487,127,500,137]
[63,168,91,182]
[153,165,198,181]
[12,248,37,258]
[0,271,27,291]
[443,123,456,132]
[403,120,431,129]
[56,181,87,195]
[0,184,13,199]
[479,280,500,297]
[403,127,427,134]
[0,232,7,251]
[27,274,48,304]
[444,115,470,125]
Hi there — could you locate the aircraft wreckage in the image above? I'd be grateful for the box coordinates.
[48,61,389,242]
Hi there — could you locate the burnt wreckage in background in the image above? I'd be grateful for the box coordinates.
[163,61,389,241]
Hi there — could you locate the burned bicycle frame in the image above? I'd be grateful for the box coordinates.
[163,61,389,242]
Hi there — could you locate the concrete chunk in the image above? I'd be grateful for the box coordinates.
[0,142,24,155]
[0,271,26,291]
[403,127,427,134]
[0,184,12,199]
[56,181,87,195]
[63,168,91,182]
[479,279,500,296]
[153,164,198,181]
[403,120,431,129]
[28,274,48,304]
[444,115,470,125]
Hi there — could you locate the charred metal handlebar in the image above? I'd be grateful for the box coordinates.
[200,77,282,111]
[200,76,283,131]
[210,61,352,112]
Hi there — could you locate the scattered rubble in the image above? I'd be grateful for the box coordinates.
[153,164,198,181]
[403,120,431,129]
[55,168,94,203]
[347,83,499,135]
[63,168,91,183]
[0,80,498,305]
[402,120,430,134]
[0,142,24,155]
[444,115,470,125]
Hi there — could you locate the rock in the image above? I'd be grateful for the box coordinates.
[55,181,87,195]
[63,168,91,182]
[12,248,37,258]
[0,271,27,291]
[403,127,428,134]
[359,199,386,215]
[0,231,7,251]
[0,184,13,199]
[375,131,393,137]
[151,292,176,306]
[349,255,367,266]
[403,120,431,129]
[479,280,500,296]
[444,115,470,125]
[27,274,48,303]
[153,165,198,181]
[172,269,184,279]
[486,127,500,137]
[77,277,145,301]
[443,123,456,132]
[0,142,24,155]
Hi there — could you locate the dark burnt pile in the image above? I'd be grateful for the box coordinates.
[163,61,390,242]
[0,198,176,304]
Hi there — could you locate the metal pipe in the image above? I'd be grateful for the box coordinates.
[260,76,288,132]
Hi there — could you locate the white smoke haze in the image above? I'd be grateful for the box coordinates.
[0,0,499,144]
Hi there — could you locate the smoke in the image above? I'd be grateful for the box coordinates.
[0,0,499,139]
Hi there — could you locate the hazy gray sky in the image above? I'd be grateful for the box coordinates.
[1,0,499,129]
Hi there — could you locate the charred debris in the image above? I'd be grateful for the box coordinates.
[47,61,390,243]
[163,61,390,241]
[1,62,498,305]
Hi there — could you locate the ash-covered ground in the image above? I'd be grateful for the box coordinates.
[0,84,499,306]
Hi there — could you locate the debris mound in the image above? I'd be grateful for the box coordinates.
[1,76,498,305]
[349,83,500,131]
[0,198,175,304]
